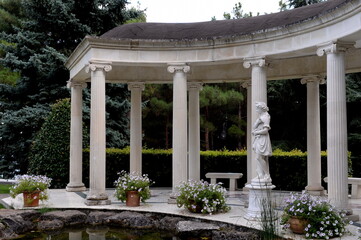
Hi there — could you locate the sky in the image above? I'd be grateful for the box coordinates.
[127,0,281,23]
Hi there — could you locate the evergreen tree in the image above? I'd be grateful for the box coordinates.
[28,99,71,188]
[0,0,145,177]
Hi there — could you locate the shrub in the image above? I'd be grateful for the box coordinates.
[79,148,349,192]
[28,99,88,188]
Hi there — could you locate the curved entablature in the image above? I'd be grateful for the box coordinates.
[65,0,361,83]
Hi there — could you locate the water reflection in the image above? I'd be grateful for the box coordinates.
[21,227,181,240]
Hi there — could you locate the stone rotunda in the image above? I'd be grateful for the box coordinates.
[65,0,361,208]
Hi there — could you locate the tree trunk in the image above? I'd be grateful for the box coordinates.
[165,116,169,149]
[205,127,209,150]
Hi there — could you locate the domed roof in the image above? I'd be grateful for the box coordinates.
[101,0,349,41]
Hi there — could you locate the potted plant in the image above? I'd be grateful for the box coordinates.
[176,179,230,214]
[114,171,153,206]
[10,174,52,207]
[281,191,351,239]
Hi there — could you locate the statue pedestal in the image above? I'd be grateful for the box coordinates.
[244,178,275,221]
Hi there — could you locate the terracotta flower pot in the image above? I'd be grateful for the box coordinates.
[126,191,140,207]
[23,191,41,207]
[288,216,308,234]
[187,200,203,213]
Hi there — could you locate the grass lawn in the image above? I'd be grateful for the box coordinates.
[0,184,11,194]
[0,184,11,209]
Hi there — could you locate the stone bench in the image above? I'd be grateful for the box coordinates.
[324,177,361,199]
[205,172,243,191]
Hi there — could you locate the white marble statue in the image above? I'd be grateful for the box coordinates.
[252,102,272,182]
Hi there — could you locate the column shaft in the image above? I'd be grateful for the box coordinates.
[317,42,349,209]
[241,81,252,186]
[244,58,267,180]
[301,77,324,195]
[129,83,144,174]
[86,63,111,205]
[326,51,348,208]
[66,82,86,192]
[168,64,190,191]
[188,83,202,181]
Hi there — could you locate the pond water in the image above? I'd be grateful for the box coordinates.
[17,227,211,240]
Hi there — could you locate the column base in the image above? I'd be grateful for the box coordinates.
[167,192,178,204]
[85,199,111,206]
[305,185,325,196]
[66,183,86,192]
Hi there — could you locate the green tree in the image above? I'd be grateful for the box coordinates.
[279,0,324,11]
[0,0,145,177]
[200,84,244,150]
[28,99,72,188]
[222,2,257,20]
[142,84,173,149]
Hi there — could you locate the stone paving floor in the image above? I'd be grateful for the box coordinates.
[1,189,361,240]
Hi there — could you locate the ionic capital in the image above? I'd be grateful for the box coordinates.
[85,61,112,73]
[316,41,353,56]
[241,80,251,89]
[187,82,203,91]
[355,40,361,49]
[167,63,190,74]
[300,76,326,85]
[66,80,87,89]
[128,82,145,91]
[243,57,266,69]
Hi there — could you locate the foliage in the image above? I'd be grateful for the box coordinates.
[0,184,11,194]
[0,105,50,177]
[142,84,173,149]
[279,0,324,11]
[0,0,23,33]
[222,2,258,20]
[176,179,230,214]
[28,99,81,188]
[10,174,52,201]
[260,191,279,240]
[80,148,340,191]
[199,84,244,150]
[114,171,153,202]
[281,191,350,239]
[0,0,143,177]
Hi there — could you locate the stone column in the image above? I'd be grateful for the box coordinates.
[301,76,325,196]
[188,82,203,181]
[69,231,82,240]
[168,64,190,191]
[241,80,252,188]
[317,42,349,209]
[66,81,87,192]
[85,62,112,205]
[243,57,268,181]
[128,83,145,174]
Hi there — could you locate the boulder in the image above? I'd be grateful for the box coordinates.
[158,216,185,232]
[105,211,157,229]
[40,210,87,226]
[37,219,64,231]
[212,230,260,240]
[87,211,115,225]
[176,220,220,238]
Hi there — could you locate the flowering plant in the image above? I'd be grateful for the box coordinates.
[281,191,350,239]
[176,179,230,214]
[114,171,153,202]
[10,174,52,201]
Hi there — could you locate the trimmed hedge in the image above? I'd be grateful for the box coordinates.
[82,148,344,191]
